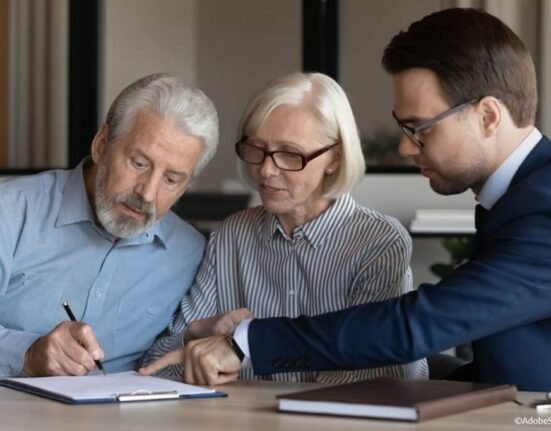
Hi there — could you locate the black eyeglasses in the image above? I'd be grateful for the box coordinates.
[235,138,339,172]
[392,98,481,148]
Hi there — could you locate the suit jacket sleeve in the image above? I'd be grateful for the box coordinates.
[248,207,551,375]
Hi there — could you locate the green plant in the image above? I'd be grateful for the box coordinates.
[361,128,414,167]
[430,237,473,279]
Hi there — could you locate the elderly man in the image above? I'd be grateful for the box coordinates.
[143,9,551,392]
[0,73,218,377]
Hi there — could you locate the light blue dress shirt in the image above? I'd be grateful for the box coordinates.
[0,160,205,376]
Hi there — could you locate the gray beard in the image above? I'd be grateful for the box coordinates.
[94,163,156,238]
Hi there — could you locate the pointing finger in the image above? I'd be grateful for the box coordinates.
[139,348,186,375]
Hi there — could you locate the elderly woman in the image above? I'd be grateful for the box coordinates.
[142,72,427,383]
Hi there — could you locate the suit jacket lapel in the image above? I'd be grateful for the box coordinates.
[472,204,488,254]
[474,136,551,249]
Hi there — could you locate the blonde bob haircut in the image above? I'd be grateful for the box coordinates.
[237,72,365,199]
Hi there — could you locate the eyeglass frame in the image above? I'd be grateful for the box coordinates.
[235,137,339,172]
[392,97,482,148]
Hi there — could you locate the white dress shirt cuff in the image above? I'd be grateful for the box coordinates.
[233,318,252,370]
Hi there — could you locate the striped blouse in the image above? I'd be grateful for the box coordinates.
[144,194,428,383]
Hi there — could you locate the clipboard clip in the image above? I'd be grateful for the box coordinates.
[115,389,179,402]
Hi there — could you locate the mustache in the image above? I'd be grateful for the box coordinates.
[114,193,155,218]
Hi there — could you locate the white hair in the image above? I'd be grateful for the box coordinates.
[105,73,218,175]
[237,72,365,198]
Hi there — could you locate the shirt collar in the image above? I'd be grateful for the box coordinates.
[56,158,96,226]
[477,128,542,209]
[260,194,356,247]
[56,158,168,247]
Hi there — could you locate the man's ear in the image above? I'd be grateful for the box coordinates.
[91,124,109,163]
[478,97,501,138]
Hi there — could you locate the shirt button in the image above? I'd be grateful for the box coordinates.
[3,365,11,374]
[289,290,295,296]
[95,291,102,298]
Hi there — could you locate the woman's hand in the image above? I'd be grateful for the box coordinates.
[139,335,242,385]
[185,308,253,341]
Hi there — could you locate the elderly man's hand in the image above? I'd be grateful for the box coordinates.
[23,321,104,376]
[185,308,253,341]
[139,335,242,385]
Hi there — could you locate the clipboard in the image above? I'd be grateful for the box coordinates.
[0,371,226,404]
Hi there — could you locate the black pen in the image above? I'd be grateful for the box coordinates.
[62,301,107,376]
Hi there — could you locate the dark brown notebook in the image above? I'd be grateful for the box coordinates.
[277,378,517,422]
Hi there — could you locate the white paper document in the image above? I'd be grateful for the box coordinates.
[0,371,223,404]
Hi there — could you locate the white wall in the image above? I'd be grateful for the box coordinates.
[101,0,197,117]
[340,0,443,136]
[99,0,478,285]
[195,0,301,190]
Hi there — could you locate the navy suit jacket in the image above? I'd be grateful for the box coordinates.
[249,136,551,391]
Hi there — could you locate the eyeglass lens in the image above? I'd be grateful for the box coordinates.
[236,142,304,171]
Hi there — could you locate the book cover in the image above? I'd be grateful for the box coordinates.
[277,378,517,422]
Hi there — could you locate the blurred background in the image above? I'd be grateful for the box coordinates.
[1,0,549,283]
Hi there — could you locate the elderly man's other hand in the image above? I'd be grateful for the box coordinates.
[185,308,253,341]
[23,321,104,376]
[139,335,242,386]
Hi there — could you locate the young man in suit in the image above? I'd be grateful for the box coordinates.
[142,8,551,391]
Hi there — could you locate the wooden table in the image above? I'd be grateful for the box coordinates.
[1,380,549,430]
